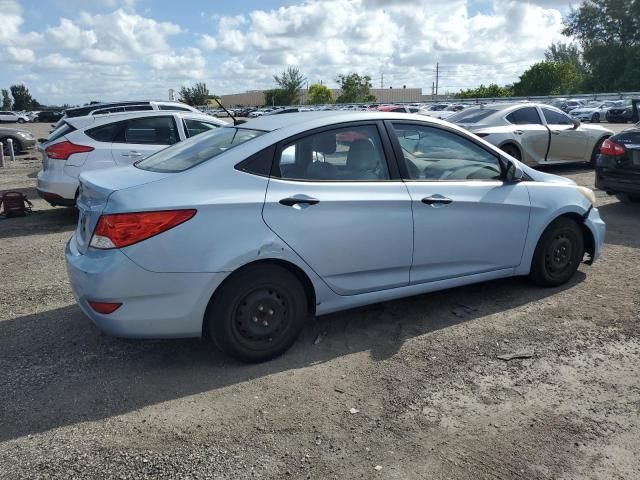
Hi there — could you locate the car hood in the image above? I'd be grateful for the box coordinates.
[571,107,597,114]
[520,163,576,185]
[0,127,31,135]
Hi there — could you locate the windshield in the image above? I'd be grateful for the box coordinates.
[447,107,500,124]
[135,127,265,173]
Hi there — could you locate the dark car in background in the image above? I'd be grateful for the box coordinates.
[596,125,640,202]
[605,99,639,123]
[36,111,64,122]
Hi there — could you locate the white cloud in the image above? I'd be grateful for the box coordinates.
[2,46,35,64]
[47,18,97,50]
[198,34,217,51]
[0,0,23,45]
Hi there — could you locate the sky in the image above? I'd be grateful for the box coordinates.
[0,0,573,106]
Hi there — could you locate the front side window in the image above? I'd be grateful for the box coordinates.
[542,108,572,125]
[123,116,178,145]
[392,123,502,181]
[274,125,390,181]
[184,118,220,137]
[506,107,543,125]
[136,127,264,173]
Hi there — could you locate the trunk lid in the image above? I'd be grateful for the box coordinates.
[73,166,173,254]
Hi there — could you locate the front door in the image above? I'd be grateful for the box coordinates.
[389,122,531,284]
[504,106,549,164]
[262,123,414,295]
[541,107,589,162]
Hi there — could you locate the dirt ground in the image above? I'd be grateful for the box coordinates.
[0,121,639,479]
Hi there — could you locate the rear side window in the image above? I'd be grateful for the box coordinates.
[506,107,543,125]
[183,118,220,137]
[135,127,264,173]
[542,108,572,125]
[124,105,153,112]
[448,108,497,124]
[46,122,75,143]
[123,116,178,145]
[86,122,123,142]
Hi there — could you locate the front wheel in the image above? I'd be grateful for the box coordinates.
[0,137,21,155]
[501,143,522,161]
[17,118,25,124]
[206,264,308,363]
[529,217,584,287]
[591,113,600,123]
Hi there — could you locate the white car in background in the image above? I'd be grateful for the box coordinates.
[37,111,228,206]
[569,101,619,123]
[0,111,30,123]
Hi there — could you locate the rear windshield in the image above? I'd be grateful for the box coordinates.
[448,107,500,124]
[45,122,75,143]
[135,127,265,173]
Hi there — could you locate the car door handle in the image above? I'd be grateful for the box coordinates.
[514,130,524,135]
[551,130,562,135]
[122,151,143,157]
[422,195,452,205]
[279,196,320,207]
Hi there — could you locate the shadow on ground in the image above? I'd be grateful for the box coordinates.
[0,272,584,442]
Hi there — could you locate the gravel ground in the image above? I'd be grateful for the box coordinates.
[1,121,639,479]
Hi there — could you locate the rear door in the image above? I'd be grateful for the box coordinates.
[262,122,414,295]
[389,121,530,284]
[541,107,589,162]
[110,115,182,165]
[504,107,549,164]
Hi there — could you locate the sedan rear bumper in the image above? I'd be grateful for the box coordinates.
[66,236,229,338]
[595,171,640,195]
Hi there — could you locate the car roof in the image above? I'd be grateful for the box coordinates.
[65,110,226,130]
[238,111,448,134]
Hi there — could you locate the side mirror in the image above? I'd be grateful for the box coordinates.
[571,117,581,129]
[505,161,524,183]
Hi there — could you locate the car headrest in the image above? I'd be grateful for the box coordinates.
[312,133,336,154]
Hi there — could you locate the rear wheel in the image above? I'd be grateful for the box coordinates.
[17,118,25,124]
[501,143,521,161]
[616,193,640,203]
[530,217,584,287]
[591,112,600,123]
[206,264,308,363]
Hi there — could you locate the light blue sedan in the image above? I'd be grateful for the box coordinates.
[66,112,606,362]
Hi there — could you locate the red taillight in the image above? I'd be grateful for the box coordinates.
[45,141,94,160]
[88,301,122,314]
[90,209,197,249]
[600,138,625,156]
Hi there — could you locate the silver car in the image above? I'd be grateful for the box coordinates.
[67,112,605,362]
[0,126,36,154]
[449,103,613,166]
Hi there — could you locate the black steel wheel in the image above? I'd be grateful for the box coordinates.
[206,264,308,363]
[530,217,584,287]
[501,143,522,161]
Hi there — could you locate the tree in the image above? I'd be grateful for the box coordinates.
[456,83,513,99]
[307,84,333,104]
[1,89,12,110]
[335,73,376,103]
[512,61,583,96]
[264,89,290,106]
[273,67,306,105]
[10,84,34,111]
[545,42,583,69]
[563,0,640,91]
[179,82,209,106]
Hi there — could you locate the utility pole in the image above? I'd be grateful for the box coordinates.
[435,62,439,98]
[380,72,384,89]
[431,81,435,100]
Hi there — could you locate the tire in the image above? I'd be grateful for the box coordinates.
[0,137,21,155]
[616,193,640,203]
[590,136,608,167]
[529,217,584,287]
[17,118,25,124]
[501,143,522,161]
[206,264,308,363]
[591,113,600,123]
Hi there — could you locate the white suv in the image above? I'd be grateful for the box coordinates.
[37,111,227,206]
[0,111,30,123]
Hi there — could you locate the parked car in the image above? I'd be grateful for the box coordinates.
[376,105,411,113]
[605,100,637,123]
[595,126,640,202]
[0,111,29,123]
[417,104,450,117]
[559,100,584,113]
[0,126,36,155]
[67,111,605,363]
[37,111,64,122]
[51,100,200,131]
[36,111,227,206]
[431,104,470,120]
[569,101,619,123]
[448,103,613,166]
